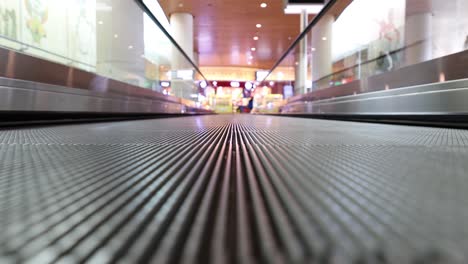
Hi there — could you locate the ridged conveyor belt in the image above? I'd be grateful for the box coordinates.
[1,115,468,264]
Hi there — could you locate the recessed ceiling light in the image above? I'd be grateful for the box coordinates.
[114,34,118,38]
[178,3,184,7]
[322,37,327,41]
[256,24,262,28]
[248,62,252,65]
[260,3,267,8]
[311,47,316,51]
[253,36,259,41]
[98,21,103,25]
[251,47,256,51]
[128,45,133,49]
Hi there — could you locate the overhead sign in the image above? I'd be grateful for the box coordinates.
[288,0,324,3]
[256,70,269,81]
[283,0,325,14]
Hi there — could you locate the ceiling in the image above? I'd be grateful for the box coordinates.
[158,0,313,70]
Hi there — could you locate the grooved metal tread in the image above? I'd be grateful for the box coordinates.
[1,115,468,264]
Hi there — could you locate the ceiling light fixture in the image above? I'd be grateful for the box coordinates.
[322,37,327,41]
[253,36,259,41]
[260,3,267,8]
[128,45,133,49]
[251,47,256,51]
[256,24,262,28]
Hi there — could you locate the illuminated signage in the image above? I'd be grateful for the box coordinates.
[283,0,325,14]
[255,70,269,81]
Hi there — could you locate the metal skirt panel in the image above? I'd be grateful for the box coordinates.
[282,78,468,116]
[0,77,200,114]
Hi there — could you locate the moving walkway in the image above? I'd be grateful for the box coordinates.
[2,0,468,263]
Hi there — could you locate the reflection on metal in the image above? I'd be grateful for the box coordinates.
[281,78,468,115]
[439,72,446,83]
[0,77,208,114]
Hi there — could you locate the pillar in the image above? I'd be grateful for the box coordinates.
[169,12,197,100]
[170,13,194,69]
[311,14,333,89]
[404,0,433,66]
[295,10,308,95]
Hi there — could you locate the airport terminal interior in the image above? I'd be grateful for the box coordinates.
[1,0,468,263]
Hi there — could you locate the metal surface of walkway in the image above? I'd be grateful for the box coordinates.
[1,115,468,264]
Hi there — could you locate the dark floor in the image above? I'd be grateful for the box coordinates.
[1,115,468,263]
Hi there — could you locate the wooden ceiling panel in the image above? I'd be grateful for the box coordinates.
[158,0,304,69]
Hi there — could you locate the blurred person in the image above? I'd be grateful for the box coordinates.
[247,96,254,111]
